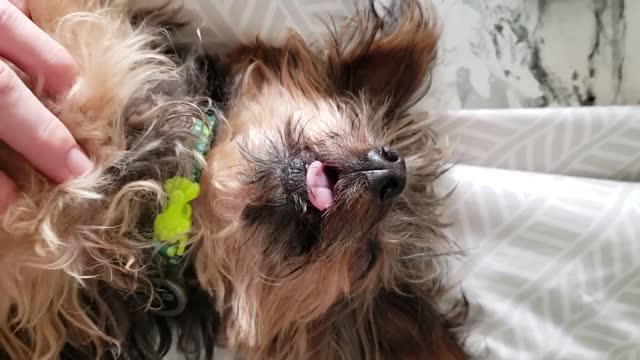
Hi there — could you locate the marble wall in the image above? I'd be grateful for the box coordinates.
[179,0,639,109]
[427,0,639,109]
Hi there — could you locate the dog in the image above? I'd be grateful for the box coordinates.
[0,0,469,359]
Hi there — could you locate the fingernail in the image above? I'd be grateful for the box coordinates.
[67,147,93,177]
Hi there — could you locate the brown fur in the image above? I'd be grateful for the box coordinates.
[195,1,468,359]
[0,0,468,359]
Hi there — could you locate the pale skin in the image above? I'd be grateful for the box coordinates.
[0,0,92,212]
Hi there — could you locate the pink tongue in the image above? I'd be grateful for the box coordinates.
[306,161,334,211]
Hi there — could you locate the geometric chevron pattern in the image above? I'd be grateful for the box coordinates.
[433,107,640,182]
[182,0,353,49]
[440,163,640,359]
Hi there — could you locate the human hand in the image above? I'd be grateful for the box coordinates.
[0,0,93,212]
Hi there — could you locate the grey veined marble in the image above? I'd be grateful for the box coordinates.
[426,0,639,109]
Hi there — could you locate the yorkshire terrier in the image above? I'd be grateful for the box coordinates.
[0,0,469,359]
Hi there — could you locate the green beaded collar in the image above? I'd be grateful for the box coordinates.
[153,110,217,264]
[149,109,217,317]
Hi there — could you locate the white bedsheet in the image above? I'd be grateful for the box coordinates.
[436,107,640,359]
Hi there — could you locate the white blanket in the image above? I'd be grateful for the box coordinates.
[436,107,640,359]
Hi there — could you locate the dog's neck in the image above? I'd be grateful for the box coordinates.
[146,109,218,317]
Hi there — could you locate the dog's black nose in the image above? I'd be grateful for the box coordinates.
[363,146,406,203]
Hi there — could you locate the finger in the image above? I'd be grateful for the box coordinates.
[0,171,17,214]
[0,61,92,183]
[0,1,76,94]
[8,0,29,16]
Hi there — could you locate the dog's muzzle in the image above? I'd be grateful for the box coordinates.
[306,146,406,211]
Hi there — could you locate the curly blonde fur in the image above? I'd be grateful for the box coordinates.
[0,0,209,358]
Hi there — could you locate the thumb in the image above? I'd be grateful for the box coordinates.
[8,0,29,16]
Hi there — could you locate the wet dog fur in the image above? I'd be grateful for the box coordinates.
[0,0,469,359]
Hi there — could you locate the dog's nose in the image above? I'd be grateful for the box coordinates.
[363,146,406,203]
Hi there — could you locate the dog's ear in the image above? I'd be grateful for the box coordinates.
[227,34,327,101]
[370,284,469,360]
[326,0,439,117]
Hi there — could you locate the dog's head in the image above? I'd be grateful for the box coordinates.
[194,0,444,348]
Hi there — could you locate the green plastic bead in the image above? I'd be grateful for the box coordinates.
[153,176,200,257]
